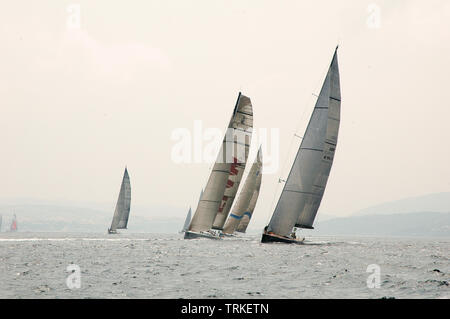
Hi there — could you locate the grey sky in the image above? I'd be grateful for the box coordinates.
[1,1,449,228]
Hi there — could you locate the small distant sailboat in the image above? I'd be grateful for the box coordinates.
[180,207,192,233]
[10,214,18,232]
[185,92,253,240]
[222,147,263,235]
[108,167,131,234]
[262,47,341,244]
[180,189,203,233]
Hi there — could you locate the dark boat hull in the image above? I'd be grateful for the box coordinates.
[261,233,304,244]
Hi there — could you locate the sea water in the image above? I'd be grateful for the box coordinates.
[0,232,448,299]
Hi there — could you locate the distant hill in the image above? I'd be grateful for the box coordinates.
[353,192,450,216]
[313,212,450,237]
[1,192,449,236]
[311,193,450,237]
[0,200,186,233]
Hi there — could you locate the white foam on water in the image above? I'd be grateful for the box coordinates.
[0,233,448,299]
[0,238,150,242]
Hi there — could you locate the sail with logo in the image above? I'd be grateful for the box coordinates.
[262,47,341,244]
[185,92,253,239]
[222,147,263,235]
[211,129,252,231]
[235,157,262,233]
[236,184,261,233]
[108,167,131,234]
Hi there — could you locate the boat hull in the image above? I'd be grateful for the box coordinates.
[108,228,118,234]
[221,232,236,237]
[261,233,304,244]
[184,230,221,240]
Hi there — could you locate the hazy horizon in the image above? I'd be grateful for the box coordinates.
[2,1,450,229]
[1,192,449,233]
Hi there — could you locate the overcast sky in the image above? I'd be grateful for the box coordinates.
[1,1,449,227]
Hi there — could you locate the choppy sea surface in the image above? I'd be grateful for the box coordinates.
[0,232,448,299]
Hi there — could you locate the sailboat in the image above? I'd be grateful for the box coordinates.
[222,147,263,235]
[108,167,131,234]
[10,214,18,232]
[180,189,203,233]
[236,185,261,233]
[211,128,252,231]
[262,47,341,244]
[180,207,192,233]
[185,92,253,239]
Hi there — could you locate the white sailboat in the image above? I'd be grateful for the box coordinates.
[222,147,263,235]
[108,167,131,234]
[236,186,261,234]
[180,207,192,233]
[262,47,341,244]
[235,162,262,234]
[180,189,203,233]
[211,129,252,231]
[185,92,253,239]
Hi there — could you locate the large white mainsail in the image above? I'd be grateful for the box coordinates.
[185,92,253,239]
[222,147,262,234]
[262,47,341,244]
[108,167,131,234]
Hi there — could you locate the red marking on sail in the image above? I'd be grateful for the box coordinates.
[218,196,229,212]
[226,180,234,188]
[229,157,239,175]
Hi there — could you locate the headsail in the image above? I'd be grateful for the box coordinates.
[109,167,131,232]
[223,147,263,234]
[264,48,341,239]
[182,189,203,233]
[181,207,192,233]
[188,93,253,234]
[199,188,204,203]
[236,159,262,233]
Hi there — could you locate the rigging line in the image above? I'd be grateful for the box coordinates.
[264,100,311,226]
[266,77,320,211]
[264,49,335,225]
[264,94,316,226]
